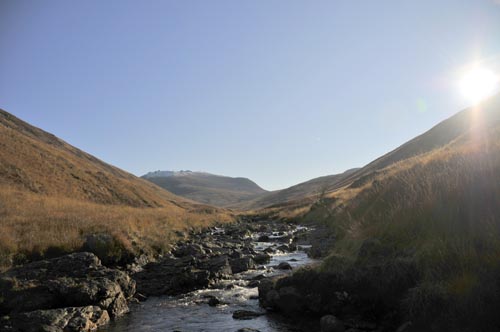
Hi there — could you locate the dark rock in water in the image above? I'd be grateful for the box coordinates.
[263,247,275,254]
[276,244,290,252]
[253,253,271,265]
[258,279,280,309]
[232,310,263,320]
[320,315,345,332]
[10,306,110,332]
[251,274,266,281]
[277,262,292,270]
[237,328,261,332]
[134,255,232,296]
[229,257,255,274]
[247,280,260,288]
[0,252,134,320]
[257,235,269,242]
[207,297,221,307]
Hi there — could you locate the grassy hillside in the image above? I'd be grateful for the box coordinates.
[0,109,234,269]
[235,168,359,210]
[289,95,500,330]
[142,171,267,208]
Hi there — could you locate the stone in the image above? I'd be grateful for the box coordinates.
[207,297,220,307]
[11,306,110,332]
[253,254,271,265]
[320,315,345,332]
[232,310,263,320]
[0,253,133,318]
[229,257,255,274]
[277,286,303,314]
[277,262,292,270]
[257,235,270,242]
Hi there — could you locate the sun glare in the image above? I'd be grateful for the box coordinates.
[459,67,499,104]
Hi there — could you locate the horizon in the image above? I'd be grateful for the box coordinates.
[1,1,500,190]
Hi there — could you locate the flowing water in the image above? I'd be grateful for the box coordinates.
[100,229,318,332]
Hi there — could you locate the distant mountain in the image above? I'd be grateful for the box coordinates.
[142,171,268,208]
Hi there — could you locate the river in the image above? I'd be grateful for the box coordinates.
[99,228,318,332]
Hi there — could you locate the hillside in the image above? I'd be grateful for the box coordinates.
[252,95,500,212]
[235,168,359,210]
[273,94,500,330]
[142,170,268,207]
[0,109,233,268]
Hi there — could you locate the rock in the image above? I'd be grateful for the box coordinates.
[320,315,345,332]
[232,310,263,320]
[257,235,269,242]
[237,329,261,332]
[258,279,280,308]
[276,244,290,252]
[172,243,206,258]
[135,254,227,296]
[247,280,260,288]
[276,286,303,314]
[11,306,109,332]
[396,322,413,332]
[263,247,275,254]
[207,297,220,307]
[0,252,134,319]
[253,254,271,265]
[229,257,255,274]
[277,262,292,270]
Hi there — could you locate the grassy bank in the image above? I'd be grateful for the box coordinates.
[0,187,234,270]
[293,121,500,330]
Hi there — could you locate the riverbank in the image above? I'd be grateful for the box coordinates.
[0,219,318,332]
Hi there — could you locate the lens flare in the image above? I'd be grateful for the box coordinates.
[459,67,499,104]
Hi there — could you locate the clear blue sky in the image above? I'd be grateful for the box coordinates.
[1,1,500,190]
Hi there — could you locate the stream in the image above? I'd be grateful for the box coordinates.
[99,227,318,332]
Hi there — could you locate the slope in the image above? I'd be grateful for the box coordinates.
[142,171,268,208]
[0,109,233,268]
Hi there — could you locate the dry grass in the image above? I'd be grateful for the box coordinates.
[0,109,235,269]
[0,186,233,269]
[293,120,500,329]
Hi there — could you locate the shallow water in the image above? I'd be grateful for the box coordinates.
[100,231,317,332]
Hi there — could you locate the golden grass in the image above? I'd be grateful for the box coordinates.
[293,122,500,328]
[0,186,234,269]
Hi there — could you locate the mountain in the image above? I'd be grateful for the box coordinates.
[0,109,233,268]
[142,170,268,208]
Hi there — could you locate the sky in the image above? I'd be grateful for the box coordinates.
[1,1,500,190]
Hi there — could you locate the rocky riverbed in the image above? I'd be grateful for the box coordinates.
[0,220,321,332]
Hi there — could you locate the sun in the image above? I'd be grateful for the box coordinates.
[459,67,499,104]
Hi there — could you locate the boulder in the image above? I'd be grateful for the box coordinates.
[276,286,304,314]
[320,315,345,332]
[253,254,271,265]
[277,262,292,270]
[0,253,134,319]
[229,257,255,274]
[10,306,109,332]
[232,310,263,320]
